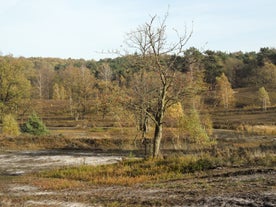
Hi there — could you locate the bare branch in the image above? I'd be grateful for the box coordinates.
[126,12,194,157]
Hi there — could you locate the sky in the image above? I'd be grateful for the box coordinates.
[0,0,275,60]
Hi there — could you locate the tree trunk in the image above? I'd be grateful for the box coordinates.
[153,122,163,158]
[152,84,167,158]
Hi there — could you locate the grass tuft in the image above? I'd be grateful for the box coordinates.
[31,177,83,190]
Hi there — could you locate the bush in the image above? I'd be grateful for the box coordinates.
[180,109,214,145]
[2,114,20,136]
[21,113,49,135]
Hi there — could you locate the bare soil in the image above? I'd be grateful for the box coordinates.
[0,150,122,176]
[0,149,275,206]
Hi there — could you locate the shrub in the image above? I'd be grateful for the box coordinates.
[180,109,215,146]
[21,113,49,135]
[2,114,20,136]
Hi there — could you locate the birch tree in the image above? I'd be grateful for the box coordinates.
[61,66,95,120]
[258,86,271,110]
[33,60,55,99]
[215,73,235,109]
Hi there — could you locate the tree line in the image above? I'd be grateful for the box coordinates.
[1,47,275,111]
[1,47,275,98]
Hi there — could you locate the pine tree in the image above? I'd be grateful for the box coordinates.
[21,113,49,135]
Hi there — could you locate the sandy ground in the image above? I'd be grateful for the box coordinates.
[1,169,276,207]
[0,150,122,176]
[0,150,123,207]
[0,150,275,206]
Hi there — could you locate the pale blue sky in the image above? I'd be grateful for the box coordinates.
[0,0,275,60]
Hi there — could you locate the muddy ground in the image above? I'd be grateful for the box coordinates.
[0,149,275,207]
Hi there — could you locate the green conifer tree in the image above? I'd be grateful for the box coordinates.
[21,113,49,135]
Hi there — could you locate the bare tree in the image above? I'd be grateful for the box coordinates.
[98,63,113,83]
[33,61,55,99]
[61,66,95,120]
[127,14,192,157]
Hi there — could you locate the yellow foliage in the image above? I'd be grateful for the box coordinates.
[180,109,215,146]
[240,124,276,135]
[216,73,235,109]
[2,114,20,136]
[166,102,184,118]
[165,102,184,127]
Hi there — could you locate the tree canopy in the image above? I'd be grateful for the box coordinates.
[0,56,31,116]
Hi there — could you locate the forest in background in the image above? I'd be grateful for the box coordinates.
[1,46,275,115]
[1,46,275,145]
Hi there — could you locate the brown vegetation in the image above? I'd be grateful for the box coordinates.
[0,14,276,207]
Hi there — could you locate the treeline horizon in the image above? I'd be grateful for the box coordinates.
[0,46,275,117]
[2,46,276,90]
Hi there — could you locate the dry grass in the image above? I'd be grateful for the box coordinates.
[0,134,73,150]
[235,86,276,108]
[37,159,180,186]
[36,147,276,189]
[31,177,83,190]
[240,124,276,135]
